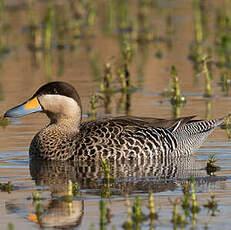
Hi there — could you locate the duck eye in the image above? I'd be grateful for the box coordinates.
[53,88,58,94]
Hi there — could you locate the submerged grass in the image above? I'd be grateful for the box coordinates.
[120,178,219,230]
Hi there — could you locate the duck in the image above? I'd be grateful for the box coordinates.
[4,81,225,161]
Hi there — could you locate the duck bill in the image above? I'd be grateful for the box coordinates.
[4,97,42,118]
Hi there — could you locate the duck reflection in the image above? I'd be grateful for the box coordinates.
[22,155,222,228]
[30,155,202,191]
[29,191,84,229]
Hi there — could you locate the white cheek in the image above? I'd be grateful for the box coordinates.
[39,95,80,118]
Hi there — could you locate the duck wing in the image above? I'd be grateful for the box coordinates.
[107,115,197,130]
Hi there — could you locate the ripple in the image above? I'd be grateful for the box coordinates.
[0,152,29,168]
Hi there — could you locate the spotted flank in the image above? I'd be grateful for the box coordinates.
[4,81,225,161]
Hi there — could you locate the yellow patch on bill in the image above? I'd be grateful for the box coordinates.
[28,213,39,223]
[25,97,40,110]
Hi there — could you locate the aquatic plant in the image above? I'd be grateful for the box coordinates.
[189,0,209,76]
[203,194,219,216]
[167,66,186,103]
[190,178,200,227]
[171,198,179,223]
[26,0,42,54]
[0,116,8,128]
[202,56,213,97]
[170,197,187,228]
[62,180,74,202]
[100,62,113,93]
[93,179,223,229]
[206,154,220,176]
[8,223,14,230]
[117,41,133,93]
[205,100,212,120]
[136,0,155,43]
[102,0,116,35]
[224,113,231,138]
[43,5,55,51]
[29,191,43,224]
[100,199,107,229]
[133,196,145,223]
[44,51,52,81]
[215,1,231,69]
[190,181,198,213]
[100,157,114,183]
[72,182,79,197]
[90,94,101,120]
[0,0,10,58]
[116,0,130,33]
[122,195,133,229]
[106,206,111,224]
[188,42,203,75]
[164,65,186,118]
[165,11,175,49]
[181,183,190,217]
[148,191,158,220]
[193,0,203,44]
[78,0,96,28]
[100,157,115,198]
[32,191,40,201]
[116,88,131,115]
[220,72,231,96]
[99,62,115,113]
[0,181,12,193]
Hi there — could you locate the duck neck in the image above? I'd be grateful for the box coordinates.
[30,115,81,160]
[39,94,82,132]
[50,116,81,133]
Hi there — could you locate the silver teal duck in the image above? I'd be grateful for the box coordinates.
[4,81,225,161]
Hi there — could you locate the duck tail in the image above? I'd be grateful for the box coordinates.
[172,117,225,155]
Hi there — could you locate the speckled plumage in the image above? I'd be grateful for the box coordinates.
[29,115,224,161]
[4,81,225,161]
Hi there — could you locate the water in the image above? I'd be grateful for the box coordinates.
[1,0,231,229]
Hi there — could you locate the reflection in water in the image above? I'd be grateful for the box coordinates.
[6,187,84,229]
[29,192,83,229]
[30,155,218,194]
[4,155,225,229]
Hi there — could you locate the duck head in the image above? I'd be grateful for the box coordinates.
[4,81,82,124]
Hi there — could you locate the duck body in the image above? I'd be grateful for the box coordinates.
[29,115,224,161]
[4,81,225,161]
